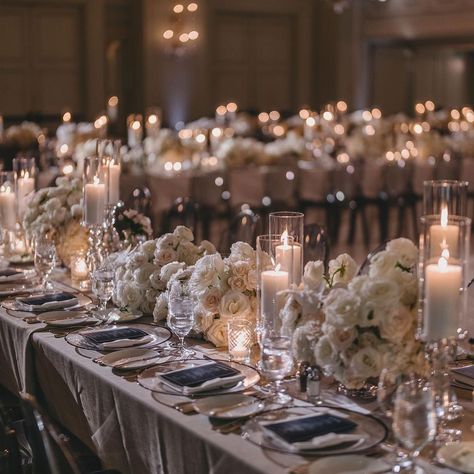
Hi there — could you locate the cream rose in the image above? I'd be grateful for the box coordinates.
[194,309,215,333]
[141,240,157,257]
[328,253,358,285]
[134,263,156,288]
[199,240,216,255]
[156,233,178,249]
[386,237,418,269]
[348,346,382,380]
[228,276,246,292]
[205,319,228,347]
[122,282,143,310]
[154,248,178,266]
[218,290,251,319]
[379,305,414,343]
[323,322,356,352]
[314,335,338,372]
[149,270,166,291]
[160,261,186,284]
[292,321,320,364]
[323,288,360,328]
[153,293,168,322]
[303,260,324,290]
[174,225,194,242]
[199,287,222,313]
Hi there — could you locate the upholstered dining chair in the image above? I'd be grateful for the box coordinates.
[222,208,261,252]
[130,187,152,216]
[161,197,201,237]
[303,223,330,268]
[0,398,22,474]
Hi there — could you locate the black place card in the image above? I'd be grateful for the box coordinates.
[160,362,241,388]
[18,292,75,306]
[264,414,357,444]
[0,269,22,277]
[81,327,149,345]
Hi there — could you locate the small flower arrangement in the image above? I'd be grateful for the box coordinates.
[281,238,424,390]
[114,208,153,243]
[113,226,216,315]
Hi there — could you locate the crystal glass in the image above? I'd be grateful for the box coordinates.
[167,279,196,360]
[268,211,304,285]
[423,180,468,217]
[256,234,291,347]
[227,318,252,363]
[392,379,437,471]
[260,335,293,405]
[13,156,36,219]
[34,237,56,291]
[91,265,115,312]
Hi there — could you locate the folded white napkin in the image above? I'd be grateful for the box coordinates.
[161,373,246,396]
[98,335,153,350]
[17,296,78,312]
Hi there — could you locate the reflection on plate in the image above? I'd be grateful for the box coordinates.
[38,310,98,327]
[94,308,143,323]
[192,393,264,419]
[64,323,172,352]
[437,442,474,474]
[138,358,260,396]
[96,347,169,370]
[241,406,388,457]
[308,455,390,474]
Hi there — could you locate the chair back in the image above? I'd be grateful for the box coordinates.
[130,187,152,215]
[303,223,330,267]
[228,208,261,249]
[297,164,333,203]
[162,197,200,235]
[0,400,22,474]
[19,392,80,474]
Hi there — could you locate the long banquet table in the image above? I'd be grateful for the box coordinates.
[1,275,474,474]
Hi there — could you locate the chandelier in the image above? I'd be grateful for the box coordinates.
[162,2,200,56]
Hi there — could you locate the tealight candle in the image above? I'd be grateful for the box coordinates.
[84,176,105,225]
[430,206,459,257]
[0,185,17,230]
[227,319,252,362]
[424,255,462,341]
[70,251,90,290]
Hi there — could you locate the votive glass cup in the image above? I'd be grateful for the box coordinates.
[227,318,252,363]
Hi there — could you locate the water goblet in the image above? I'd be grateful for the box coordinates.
[392,379,437,472]
[34,238,56,292]
[167,279,196,360]
[260,334,294,405]
[91,266,115,319]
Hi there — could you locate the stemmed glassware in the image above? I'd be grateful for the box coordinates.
[392,379,437,472]
[34,236,56,292]
[167,279,196,360]
[91,264,115,318]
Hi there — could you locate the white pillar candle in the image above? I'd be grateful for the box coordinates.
[108,163,120,204]
[261,269,289,330]
[424,256,462,341]
[0,186,17,230]
[17,175,35,216]
[429,207,459,257]
[276,241,302,285]
[84,178,106,225]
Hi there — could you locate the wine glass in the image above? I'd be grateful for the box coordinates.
[91,265,115,318]
[34,237,56,292]
[392,379,437,472]
[260,334,294,405]
[167,279,196,360]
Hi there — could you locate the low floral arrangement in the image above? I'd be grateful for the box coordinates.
[153,242,257,348]
[216,137,267,168]
[5,121,41,149]
[114,208,153,244]
[113,226,216,315]
[281,238,424,390]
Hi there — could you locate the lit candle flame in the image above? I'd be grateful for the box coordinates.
[438,256,448,271]
[441,206,448,227]
[275,263,281,272]
[93,176,100,185]
[441,247,450,260]
[281,230,289,246]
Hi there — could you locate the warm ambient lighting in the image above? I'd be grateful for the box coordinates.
[187,2,198,11]
[108,96,118,107]
[188,31,199,40]
[173,4,184,13]
[148,114,158,125]
[415,102,425,115]
[163,30,174,39]
[62,111,71,122]
[258,112,269,123]
[179,33,189,43]
[336,100,347,112]
[226,102,238,113]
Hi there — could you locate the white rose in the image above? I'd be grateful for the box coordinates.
[358,278,400,327]
[386,237,418,269]
[280,296,301,334]
[228,276,246,292]
[314,335,338,372]
[232,261,250,277]
[154,248,178,266]
[199,240,216,255]
[218,290,251,319]
[70,204,82,218]
[141,240,157,257]
[156,233,178,249]
[194,309,215,333]
[303,260,324,290]
[389,268,418,306]
[229,242,255,262]
[199,287,222,313]
[129,252,148,270]
[55,176,70,188]
[190,254,224,291]
[328,254,358,285]
[122,282,143,310]
[145,288,158,302]
[52,208,67,224]
[348,275,369,293]
[379,305,414,343]
[149,270,166,290]
[323,288,360,328]
[245,269,257,291]
[292,321,320,363]
[113,280,125,306]
[160,261,186,284]
[141,299,156,314]
[348,346,382,380]
[177,240,199,265]
[369,250,398,278]
[323,322,356,352]
[43,197,62,212]
[66,190,82,207]
[134,263,156,288]
[205,319,228,347]
[174,225,194,242]
[153,293,168,322]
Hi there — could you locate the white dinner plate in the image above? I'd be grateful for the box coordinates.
[308,455,390,474]
[437,442,474,473]
[95,348,171,370]
[192,393,264,419]
[38,310,98,327]
[0,282,34,297]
